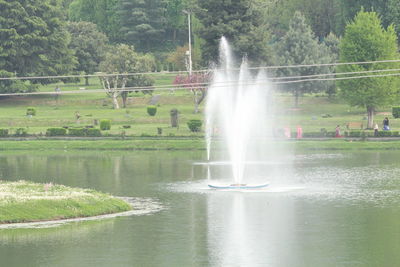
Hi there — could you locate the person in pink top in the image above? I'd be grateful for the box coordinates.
[296,126,303,139]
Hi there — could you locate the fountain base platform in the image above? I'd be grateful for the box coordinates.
[208,183,269,190]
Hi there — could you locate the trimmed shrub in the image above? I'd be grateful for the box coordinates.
[302,132,324,138]
[0,129,9,137]
[348,130,362,137]
[14,128,28,137]
[68,128,86,136]
[147,105,157,116]
[325,131,336,138]
[378,131,392,137]
[392,107,400,118]
[46,128,67,136]
[187,119,202,132]
[100,119,111,130]
[392,131,399,137]
[87,128,101,137]
[26,107,36,116]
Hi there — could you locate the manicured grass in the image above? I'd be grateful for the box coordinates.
[1,82,399,137]
[0,180,131,224]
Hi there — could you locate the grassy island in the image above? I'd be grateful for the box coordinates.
[0,181,131,224]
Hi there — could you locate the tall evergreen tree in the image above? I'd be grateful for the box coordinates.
[69,0,121,42]
[275,11,333,106]
[196,0,270,65]
[0,0,76,92]
[337,11,400,128]
[66,21,109,86]
[118,0,167,52]
[324,32,340,97]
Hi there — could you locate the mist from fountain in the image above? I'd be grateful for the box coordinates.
[205,37,276,186]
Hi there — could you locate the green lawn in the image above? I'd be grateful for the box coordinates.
[1,79,399,137]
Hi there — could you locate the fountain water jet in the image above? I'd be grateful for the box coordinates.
[206,38,275,189]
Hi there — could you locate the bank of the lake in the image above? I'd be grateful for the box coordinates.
[2,138,400,151]
[0,181,131,224]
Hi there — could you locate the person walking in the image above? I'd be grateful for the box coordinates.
[383,117,390,131]
[335,125,341,137]
[374,123,379,136]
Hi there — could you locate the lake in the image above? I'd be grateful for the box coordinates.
[1,150,400,266]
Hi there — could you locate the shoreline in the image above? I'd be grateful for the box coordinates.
[0,197,162,230]
[2,138,400,151]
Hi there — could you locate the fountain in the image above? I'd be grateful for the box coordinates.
[206,37,276,189]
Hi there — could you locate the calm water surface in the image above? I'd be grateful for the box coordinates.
[1,150,400,266]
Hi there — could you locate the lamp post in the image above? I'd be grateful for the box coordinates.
[183,9,192,75]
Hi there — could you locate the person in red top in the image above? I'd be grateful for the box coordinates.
[335,125,341,137]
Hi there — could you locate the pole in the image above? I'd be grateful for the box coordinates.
[184,10,192,76]
[188,12,192,75]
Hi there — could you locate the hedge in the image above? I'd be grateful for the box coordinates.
[46,128,67,136]
[0,129,9,137]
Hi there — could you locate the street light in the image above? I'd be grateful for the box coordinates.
[183,9,192,76]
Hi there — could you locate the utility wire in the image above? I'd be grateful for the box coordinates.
[1,59,400,81]
[1,71,400,97]
[10,67,400,94]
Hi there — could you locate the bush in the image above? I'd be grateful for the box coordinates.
[46,128,67,136]
[14,128,28,137]
[147,105,157,116]
[187,119,202,132]
[87,128,101,137]
[302,132,324,138]
[100,119,111,130]
[26,107,36,116]
[392,131,399,137]
[348,130,362,137]
[393,107,400,118]
[378,130,393,137]
[325,131,336,138]
[68,128,86,136]
[0,129,9,137]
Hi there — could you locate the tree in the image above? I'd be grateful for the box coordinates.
[337,11,400,129]
[68,0,121,42]
[196,0,271,65]
[118,0,167,52]
[324,32,340,97]
[258,0,341,40]
[275,11,333,106]
[173,73,209,113]
[0,0,77,92]
[165,0,185,44]
[99,44,155,109]
[66,21,109,86]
